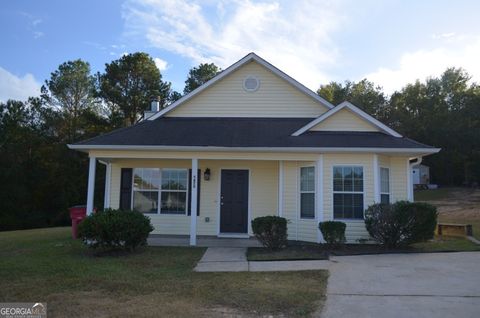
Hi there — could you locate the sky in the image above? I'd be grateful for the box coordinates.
[1,0,480,102]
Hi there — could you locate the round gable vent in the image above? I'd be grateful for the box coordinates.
[243,76,260,92]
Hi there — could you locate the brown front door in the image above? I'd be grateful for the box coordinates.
[220,170,249,233]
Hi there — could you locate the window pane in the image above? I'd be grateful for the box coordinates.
[300,193,315,218]
[381,194,390,204]
[334,193,364,220]
[353,194,364,219]
[333,167,343,178]
[333,193,344,219]
[344,177,353,191]
[133,168,159,190]
[333,178,343,191]
[354,167,363,179]
[344,167,353,179]
[161,191,187,214]
[300,167,315,191]
[133,191,158,213]
[353,167,363,192]
[162,169,188,190]
[381,168,389,193]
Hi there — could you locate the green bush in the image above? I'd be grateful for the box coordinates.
[319,221,346,248]
[251,216,288,250]
[365,201,437,248]
[78,208,154,251]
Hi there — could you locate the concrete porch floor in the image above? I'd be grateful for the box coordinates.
[147,234,262,247]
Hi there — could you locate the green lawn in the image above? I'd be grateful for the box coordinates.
[0,227,327,317]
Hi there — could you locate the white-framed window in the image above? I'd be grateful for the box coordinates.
[132,168,189,215]
[133,168,160,214]
[300,166,315,219]
[160,169,188,214]
[380,167,390,204]
[333,166,364,219]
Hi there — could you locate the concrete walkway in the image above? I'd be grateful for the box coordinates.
[195,247,249,272]
[194,247,330,272]
[321,252,480,318]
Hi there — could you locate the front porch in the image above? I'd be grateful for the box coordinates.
[83,151,405,245]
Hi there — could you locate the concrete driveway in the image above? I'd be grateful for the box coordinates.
[321,252,480,318]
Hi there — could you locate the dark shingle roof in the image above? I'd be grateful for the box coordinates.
[74,117,433,149]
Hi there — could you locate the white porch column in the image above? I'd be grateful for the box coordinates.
[373,154,381,203]
[278,161,284,217]
[316,155,324,243]
[104,163,112,209]
[86,156,96,215]
[190,158,198,246]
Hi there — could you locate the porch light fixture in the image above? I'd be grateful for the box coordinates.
[204,168,211,181]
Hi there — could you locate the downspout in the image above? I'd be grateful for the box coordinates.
[408,157,422,201]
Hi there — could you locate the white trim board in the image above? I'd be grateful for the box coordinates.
[70,144,440,156]
[292,101,403,137]
[147,52,334,120]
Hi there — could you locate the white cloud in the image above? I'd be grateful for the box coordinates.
[0,66,41,102]
[122,0,346,90]
[365,36,480,94]
[153,57,168,71]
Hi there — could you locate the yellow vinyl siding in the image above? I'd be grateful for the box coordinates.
[310,108,380,132]
[109,159,278,236]
[106,153,411,242]
[166,61,329,118]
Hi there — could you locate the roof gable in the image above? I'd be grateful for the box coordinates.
[292,101,402,137]
[148,53,334,119]
[309,108,380,132]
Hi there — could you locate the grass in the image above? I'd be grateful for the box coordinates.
[414,188,455,201]
[0,227,327,317]
[413,236,480,252]
[248,236,480,261]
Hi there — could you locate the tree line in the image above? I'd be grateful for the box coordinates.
[0,51,478,230]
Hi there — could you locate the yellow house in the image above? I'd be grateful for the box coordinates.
[68,53,440,245]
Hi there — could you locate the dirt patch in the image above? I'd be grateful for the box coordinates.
[416,188,480,239]
[424,188,480,220]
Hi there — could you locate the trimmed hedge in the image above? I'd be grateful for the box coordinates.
[319,221,346,247]
[251,216,288,250]
[78,208,154,251]
[365,201,437,248]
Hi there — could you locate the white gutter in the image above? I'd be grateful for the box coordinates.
[68,144,441,155]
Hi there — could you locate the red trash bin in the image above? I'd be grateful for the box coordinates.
[69,205,87,239]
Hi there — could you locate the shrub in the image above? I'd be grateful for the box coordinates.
[319,221,346,248]
[365,201,437,248]
[251,216,288,250]
[78,208,154,251]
